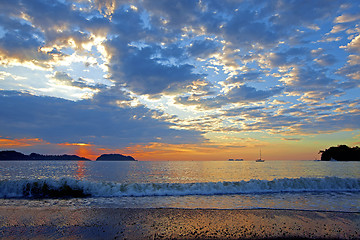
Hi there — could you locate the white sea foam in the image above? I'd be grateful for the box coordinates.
[0,177,359,199]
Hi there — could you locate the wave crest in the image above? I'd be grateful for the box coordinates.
[0,177,359,199]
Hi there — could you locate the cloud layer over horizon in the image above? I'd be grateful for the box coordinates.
[0,0,359,159]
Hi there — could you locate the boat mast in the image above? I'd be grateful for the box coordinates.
[260,148,262,160]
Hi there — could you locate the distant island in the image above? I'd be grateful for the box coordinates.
[0,150,90,161]
[96,154,136,161]
[319,145,360,161]
[0,150,137,161]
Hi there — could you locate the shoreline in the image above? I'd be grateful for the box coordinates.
[0,207,359,239]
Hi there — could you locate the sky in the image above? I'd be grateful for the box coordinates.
[0,0,359,161]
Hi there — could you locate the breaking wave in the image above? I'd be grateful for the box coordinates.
[0,177,359,199]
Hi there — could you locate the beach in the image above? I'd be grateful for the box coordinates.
[0,207,359,239]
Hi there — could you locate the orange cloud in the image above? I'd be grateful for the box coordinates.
[0,137,98,160]
[124,142,253,161]
[0,137,47,148]
[58,142,94,146]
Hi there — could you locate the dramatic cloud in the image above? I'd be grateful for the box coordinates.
[106,42,202,95]
[0,0,359,159]
[0,90,204,147]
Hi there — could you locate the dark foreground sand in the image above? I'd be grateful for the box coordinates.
[0,207,359,239]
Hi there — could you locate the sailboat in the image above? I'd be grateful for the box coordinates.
[255,149,265,162]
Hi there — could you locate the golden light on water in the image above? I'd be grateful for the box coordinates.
[75,160,86,180]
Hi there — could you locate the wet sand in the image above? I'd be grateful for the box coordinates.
[0,207,359,239]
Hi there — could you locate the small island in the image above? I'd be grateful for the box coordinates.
[0,150,90,161]
[96,154,137,161]
[319,145,360,161]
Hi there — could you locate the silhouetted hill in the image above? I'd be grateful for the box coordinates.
[96,154,136,161]
[319,145,360,161]
[0,150,90,161]
[0,150,28,160]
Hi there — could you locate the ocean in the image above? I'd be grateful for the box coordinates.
[0,160,359,212]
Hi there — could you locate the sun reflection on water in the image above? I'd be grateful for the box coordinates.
[75,161,86,180]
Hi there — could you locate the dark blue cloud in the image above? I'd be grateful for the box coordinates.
[0,0,94,64]
[284,67,341,92]
[222,9,280,48]
[187,39,220,59]
[265,0,340,27]
[337,63,360,82]
[297,112,360,134]
[226,85,283,102]
[106,40,202,95]
[223,106,264,117]
[142,0,200,29]
[175,85,283,109]
[0,31,49,62]
[0,90,204,147]
[269,47,310,67]
[226,72,262,84]
[110,6,149,41]
[0,12,49,62]
[19,0,87,31]
[218,99,360,134]
[315,54,338,66]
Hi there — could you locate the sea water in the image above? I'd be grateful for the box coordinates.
[0,160,359,212]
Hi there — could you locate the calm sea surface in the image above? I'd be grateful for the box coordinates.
[0,161,359,211]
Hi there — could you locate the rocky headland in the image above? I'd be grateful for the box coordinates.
[319,145,360,161]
